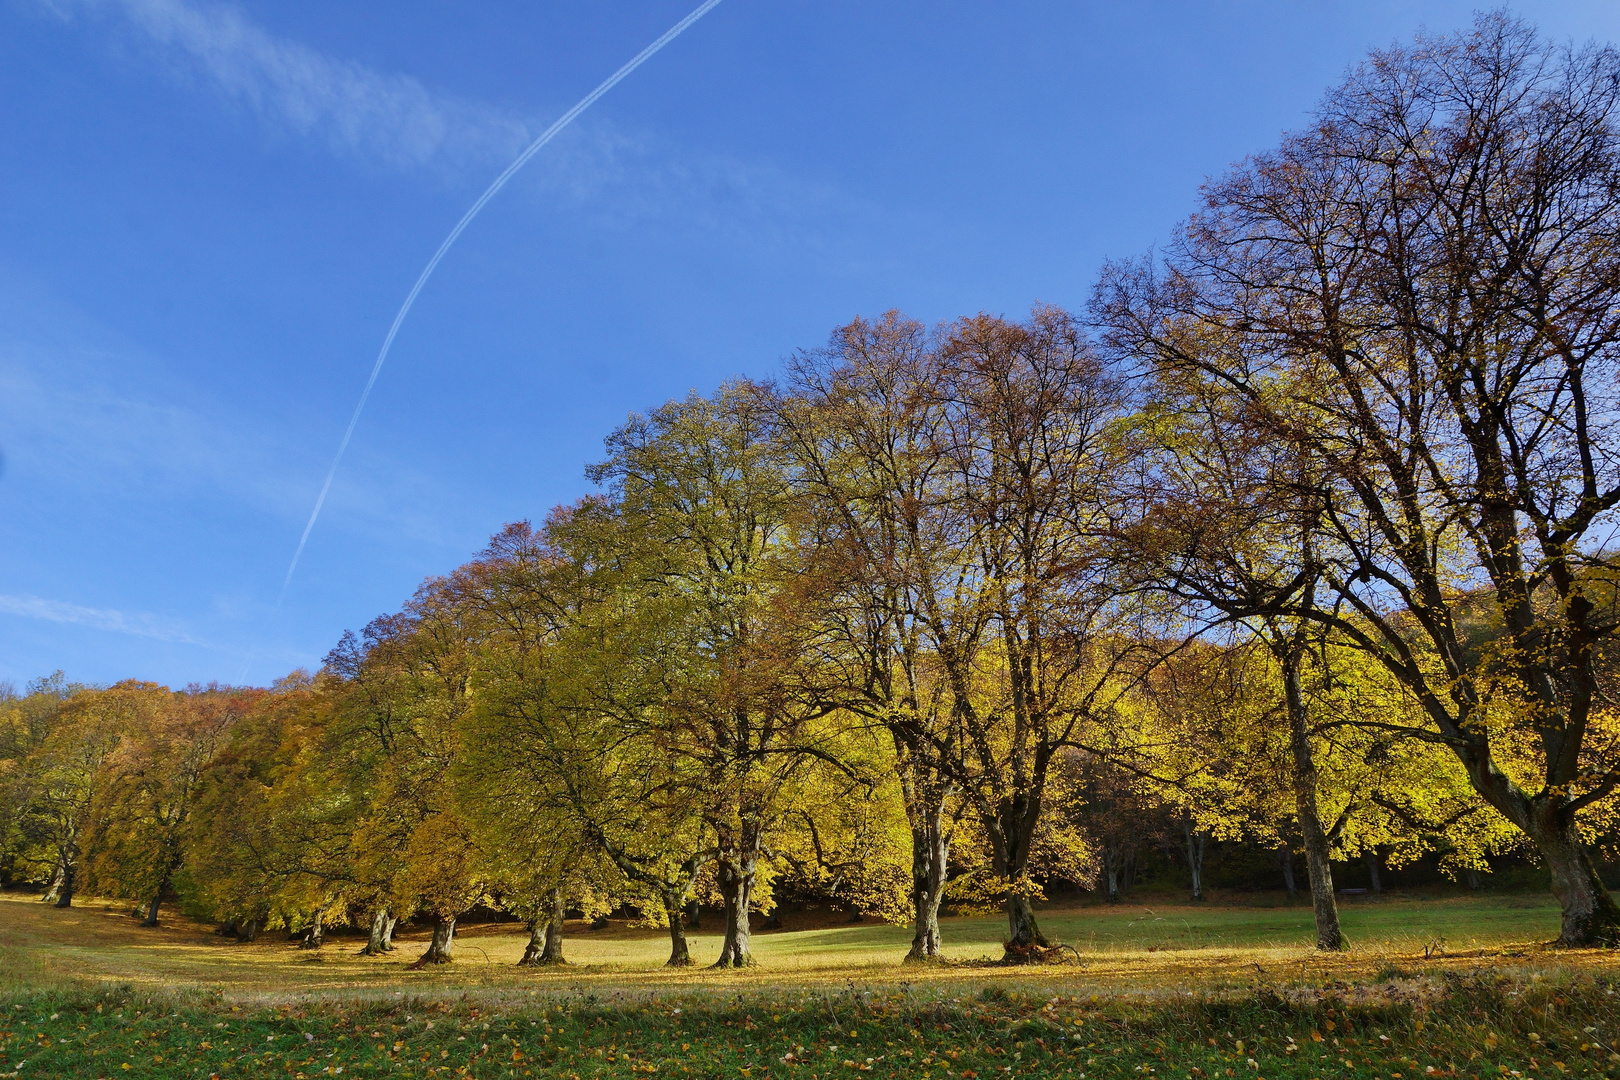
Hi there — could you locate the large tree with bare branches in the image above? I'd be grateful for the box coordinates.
[1098,13,1620,945]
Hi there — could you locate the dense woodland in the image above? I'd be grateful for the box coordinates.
[6,15,1620,962]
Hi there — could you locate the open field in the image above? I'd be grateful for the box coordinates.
[0,891,1608,1000]
[4,892,1620,1080]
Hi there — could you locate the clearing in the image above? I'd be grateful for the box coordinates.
[3,891,1618,1080]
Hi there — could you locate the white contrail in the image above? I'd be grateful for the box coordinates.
[280,0,725,597]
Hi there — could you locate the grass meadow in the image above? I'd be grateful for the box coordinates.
[2,890,1618,1079]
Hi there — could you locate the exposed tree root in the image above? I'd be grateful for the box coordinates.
[408,951,452,969]
[1001,941,1081,965]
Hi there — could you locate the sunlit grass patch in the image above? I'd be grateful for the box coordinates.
[0,891,1580,1003]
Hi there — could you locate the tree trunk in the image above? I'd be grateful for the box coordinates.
[361,908,391,956]
[1527,803,1620,946]
[1102,848,1121,904]
[541,890,565,962]
[53,861,75,908]
[905,806,949,962]
[1463,867,1482,891]
[141,857,179,928]
[1278,846,1298,898]
[662,888,693,967]
[1284,650,1345,951]
[237,918,261,942]
[42,864,68,906]
[984,797,1051,955]
[1365,849,1383,894]
[1461,765,1620,945]
[519,888,566,966]
[1004,891,1049,957]
[299,909,325,949]
[518,921,548,965]
[1183,817,1207,902]
[414,914,456,965]
[713,855,756,968]
[44,859,76,908]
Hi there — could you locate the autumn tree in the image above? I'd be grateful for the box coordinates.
[1116,372,1359,947]
[588,384,855,967]
[324,575,491,964]
[18,682,150,907]
[785,307,1146,956]
[181,673,322,940]
[83,686,252,925]
[0,673,82,891]
[774,312,972,960]
[1097,14,1620,944]
[455,518,656,967]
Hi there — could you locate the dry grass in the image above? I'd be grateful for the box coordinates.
[4,894,1620,1080]
[3,890,1614,1006]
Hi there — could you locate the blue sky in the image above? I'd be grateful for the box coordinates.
[3,0,1617,689]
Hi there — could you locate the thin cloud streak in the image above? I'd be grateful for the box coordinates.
[33,0,878,252]
[0,593,206,645]
[0,341,476,553]
[279,0,726,597]
[38,0,533,169]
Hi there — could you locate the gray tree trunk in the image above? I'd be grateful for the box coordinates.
[518,921,548,965]
[1284,650,1345,951]
[662,888,693,967]
[299,909,325,949]
[984,799,1049,956]
[1528,802,1620,946]
[905,806,949,962]
[1004,891,1047,957]
[361,908,391,955]
[415,914,456,965]
[519,888,566,966]
[42,864,68,907]
[236,918,261,942]
[1183,817,1207,901]
[141,856,180,927]
[1278,846,1298,897]
[1101,848,1122,904]
[713,855,756,968]
[1365,849,1383,894]
[1453,742,1620,944]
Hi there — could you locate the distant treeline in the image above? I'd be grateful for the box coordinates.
[5,13,1620,962]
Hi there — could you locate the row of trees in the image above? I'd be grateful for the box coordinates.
[4,14,1619,951]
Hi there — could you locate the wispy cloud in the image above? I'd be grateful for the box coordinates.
[29,0,891,258]
[0,593,205,644]
[36,0,533,170]
[0,338,475,555]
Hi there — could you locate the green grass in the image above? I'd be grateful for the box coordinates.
[0,892,1576,1003]
[3,967,1618,1080]
[768,895,1563,959]
[3,890,1615,1079]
